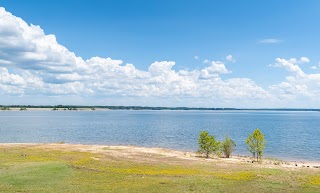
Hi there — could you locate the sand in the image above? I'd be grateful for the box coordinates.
[0,143,319,170]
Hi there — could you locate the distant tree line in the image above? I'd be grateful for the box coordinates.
[0,105,319,111]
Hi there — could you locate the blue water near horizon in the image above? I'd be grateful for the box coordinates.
[0,110,319,162]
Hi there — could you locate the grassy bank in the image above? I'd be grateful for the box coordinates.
[0,144,319,193]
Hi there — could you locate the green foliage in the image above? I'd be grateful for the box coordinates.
[0,146,319,192]
[197,131,220,158]
[246,128,266,162]
[221,135,236,158]
[0,162,72,192]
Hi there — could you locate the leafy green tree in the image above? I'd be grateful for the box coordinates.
[197,131,220,158]
[245,128,266,162]
[221,135,236,158]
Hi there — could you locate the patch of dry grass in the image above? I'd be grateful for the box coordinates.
[0,144,319,193]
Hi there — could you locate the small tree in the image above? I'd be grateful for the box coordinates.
[245,128,266,162]
[221,135,236,158]
[197,131,220,158]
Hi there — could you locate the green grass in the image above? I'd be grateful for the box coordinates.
[0,162,72,193]
[0,146,319,193]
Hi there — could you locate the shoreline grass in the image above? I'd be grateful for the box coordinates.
[0,143,319,192]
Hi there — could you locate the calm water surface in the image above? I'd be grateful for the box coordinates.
[0,110,319,162]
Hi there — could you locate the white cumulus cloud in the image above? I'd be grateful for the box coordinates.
[269,58,320,104]
[311,65,320,70]
[1,7,320,107]
[226,54,235,62]
[259,38,282,44]
[300,57,310,63]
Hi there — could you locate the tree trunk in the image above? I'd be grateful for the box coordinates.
[256,140,259,162]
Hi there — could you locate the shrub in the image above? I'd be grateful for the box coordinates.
[197,131,220,158]
[221,135,236,158]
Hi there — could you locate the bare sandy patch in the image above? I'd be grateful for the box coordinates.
[1,143,319,170]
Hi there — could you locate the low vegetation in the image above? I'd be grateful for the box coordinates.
[221,135,236,158]
[0,107,10,110]
[198,129,266,161]
[198,131,237,158]
[0,145,319,193]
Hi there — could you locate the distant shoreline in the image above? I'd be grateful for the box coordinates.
[1,105,320,111]
[0,107,108,111]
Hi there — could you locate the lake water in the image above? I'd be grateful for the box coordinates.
[0,110,319,162]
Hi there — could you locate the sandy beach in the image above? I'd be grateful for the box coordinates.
[1,143,319,170]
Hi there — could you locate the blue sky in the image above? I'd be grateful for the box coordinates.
[1,0,320,107]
